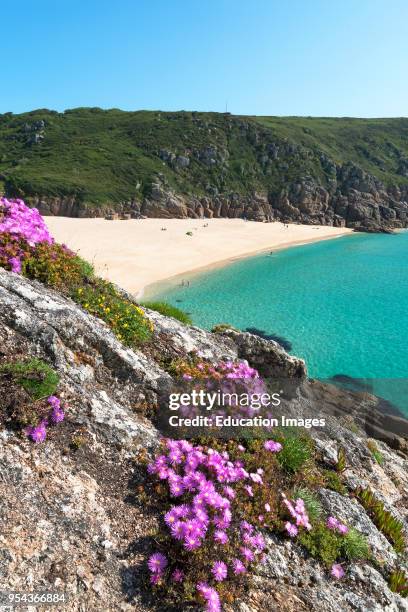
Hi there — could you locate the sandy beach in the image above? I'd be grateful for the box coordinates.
[45,217,353,297]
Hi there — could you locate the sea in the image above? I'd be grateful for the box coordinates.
[150,231,408,416]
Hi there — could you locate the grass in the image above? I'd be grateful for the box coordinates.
[274,429,314,473]
[0,358,59,400]
[292,487,323,522]
[142,301,192,325]
[1,108,408,209]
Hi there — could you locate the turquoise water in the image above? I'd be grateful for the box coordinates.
[152,232,408,415]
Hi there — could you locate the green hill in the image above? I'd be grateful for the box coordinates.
[1,108,408,228]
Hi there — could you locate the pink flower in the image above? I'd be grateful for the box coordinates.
[150,573,162,585]
[171,568,184,583]
[147,552,167,573]
[285,521,298,537]
[214,530,228,545]
[265,503,271,512]
[26,421,47,443]
[327,516,340,530]
[331,564,345,580]
[211,561,227,582]
[9,256,22,274]
[240,547,255,563]
[338,523,349,535]
[264,440,282,452]
[232,559,246,574]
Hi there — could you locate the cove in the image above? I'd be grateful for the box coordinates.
[152,231,408,416]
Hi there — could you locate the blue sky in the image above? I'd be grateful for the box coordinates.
[2,0,408,117]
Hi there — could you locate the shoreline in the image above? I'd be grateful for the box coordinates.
[140,231,353,300]
[45,217,353,297]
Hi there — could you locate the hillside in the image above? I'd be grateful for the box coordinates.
[1,108,408,229]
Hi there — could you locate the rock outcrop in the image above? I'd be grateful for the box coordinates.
[0,269,407,611]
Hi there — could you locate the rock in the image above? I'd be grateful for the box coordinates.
[0,268,407,611]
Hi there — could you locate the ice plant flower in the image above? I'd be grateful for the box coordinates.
[285,521,298,537]
[197,582,221,612]
[9,256,22,273]
[171,568,184,583]
[214,530,228,544]
[331,563,345,579]
[148,552,168,574]
[212,560,227,582]
[26,421,47,443]
[327,516,349,535]
[232,559,246,574]
[264,440,282,452]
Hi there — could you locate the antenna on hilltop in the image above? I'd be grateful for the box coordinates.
[225,99,228,114]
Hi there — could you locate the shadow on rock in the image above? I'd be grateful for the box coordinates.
[245,327,292,351]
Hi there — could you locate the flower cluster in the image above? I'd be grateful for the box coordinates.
[147,439,266,610]
[327,516,349,535]
[282,493,312,537]
[25,395,65,443]
[0,198,53,273]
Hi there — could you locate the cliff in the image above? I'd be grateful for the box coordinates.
[1,109,408,231]
[0,268,407,611]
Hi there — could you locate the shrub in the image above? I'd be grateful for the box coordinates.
[299,522,342,567]
[144,439,267,610]
[299,521,369,567]
[142,301,192,325]
[23,242,93,291]
[0,360,65,441]
[0,358,59,400]
[73,279,153,346]
[186,231,193,236]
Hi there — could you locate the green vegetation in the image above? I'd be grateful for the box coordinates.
[16,237,153,347]
[299,522,369,567]
[292,487,323,522]
[23,242,94,290]
[142,301,192,325]
[0,358,59,400]
[336,446,347,472]
[367,439,384,465]
[73,280,153,346]
[355,487,406,553]
[274,429,314,473]
[342,528,370,561]
[322,469,347,495]
[1,108,408,208]
[389,569,408,597]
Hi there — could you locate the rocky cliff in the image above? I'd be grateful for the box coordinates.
[0,269,407,611]
[2,109,408,231]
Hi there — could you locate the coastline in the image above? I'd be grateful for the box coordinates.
[140,232,354,300]
[45,217,353,298]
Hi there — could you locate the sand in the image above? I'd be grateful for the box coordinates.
[45,217,353,297]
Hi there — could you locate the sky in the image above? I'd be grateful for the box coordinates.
[2,0,408,117]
